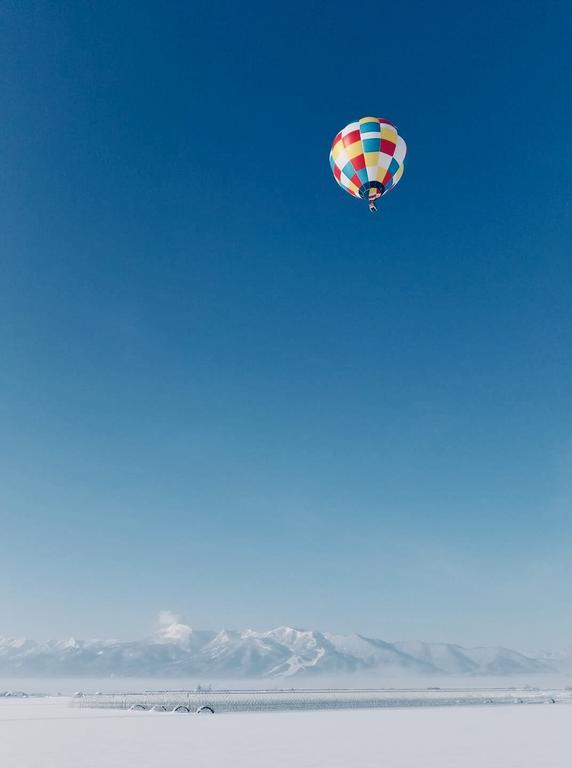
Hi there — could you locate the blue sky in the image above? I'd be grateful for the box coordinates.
[1,0,571,648]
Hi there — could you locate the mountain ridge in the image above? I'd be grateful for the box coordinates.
[0,622,566,678]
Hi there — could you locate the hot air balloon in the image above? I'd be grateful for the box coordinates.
[329,117,407,212]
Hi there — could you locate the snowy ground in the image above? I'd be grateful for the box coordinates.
[1,697,571,767]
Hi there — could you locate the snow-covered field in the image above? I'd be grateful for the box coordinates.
[1,696,571,768]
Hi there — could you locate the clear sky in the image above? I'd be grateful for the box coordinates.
[1,0,571,649]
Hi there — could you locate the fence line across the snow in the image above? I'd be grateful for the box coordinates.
[73,687,570,713]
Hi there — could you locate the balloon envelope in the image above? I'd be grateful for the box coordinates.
[329,117,406,210]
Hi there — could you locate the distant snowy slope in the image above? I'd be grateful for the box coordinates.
[460,645,549,675]
[0,623,561,678]
[393,641,549,676]
[530,648,572,672]
[324,634,436,675]
[394,641,478,674]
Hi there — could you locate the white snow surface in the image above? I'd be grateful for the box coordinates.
[0,696,570,768]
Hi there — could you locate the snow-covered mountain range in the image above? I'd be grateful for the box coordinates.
[0,621,568,678]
